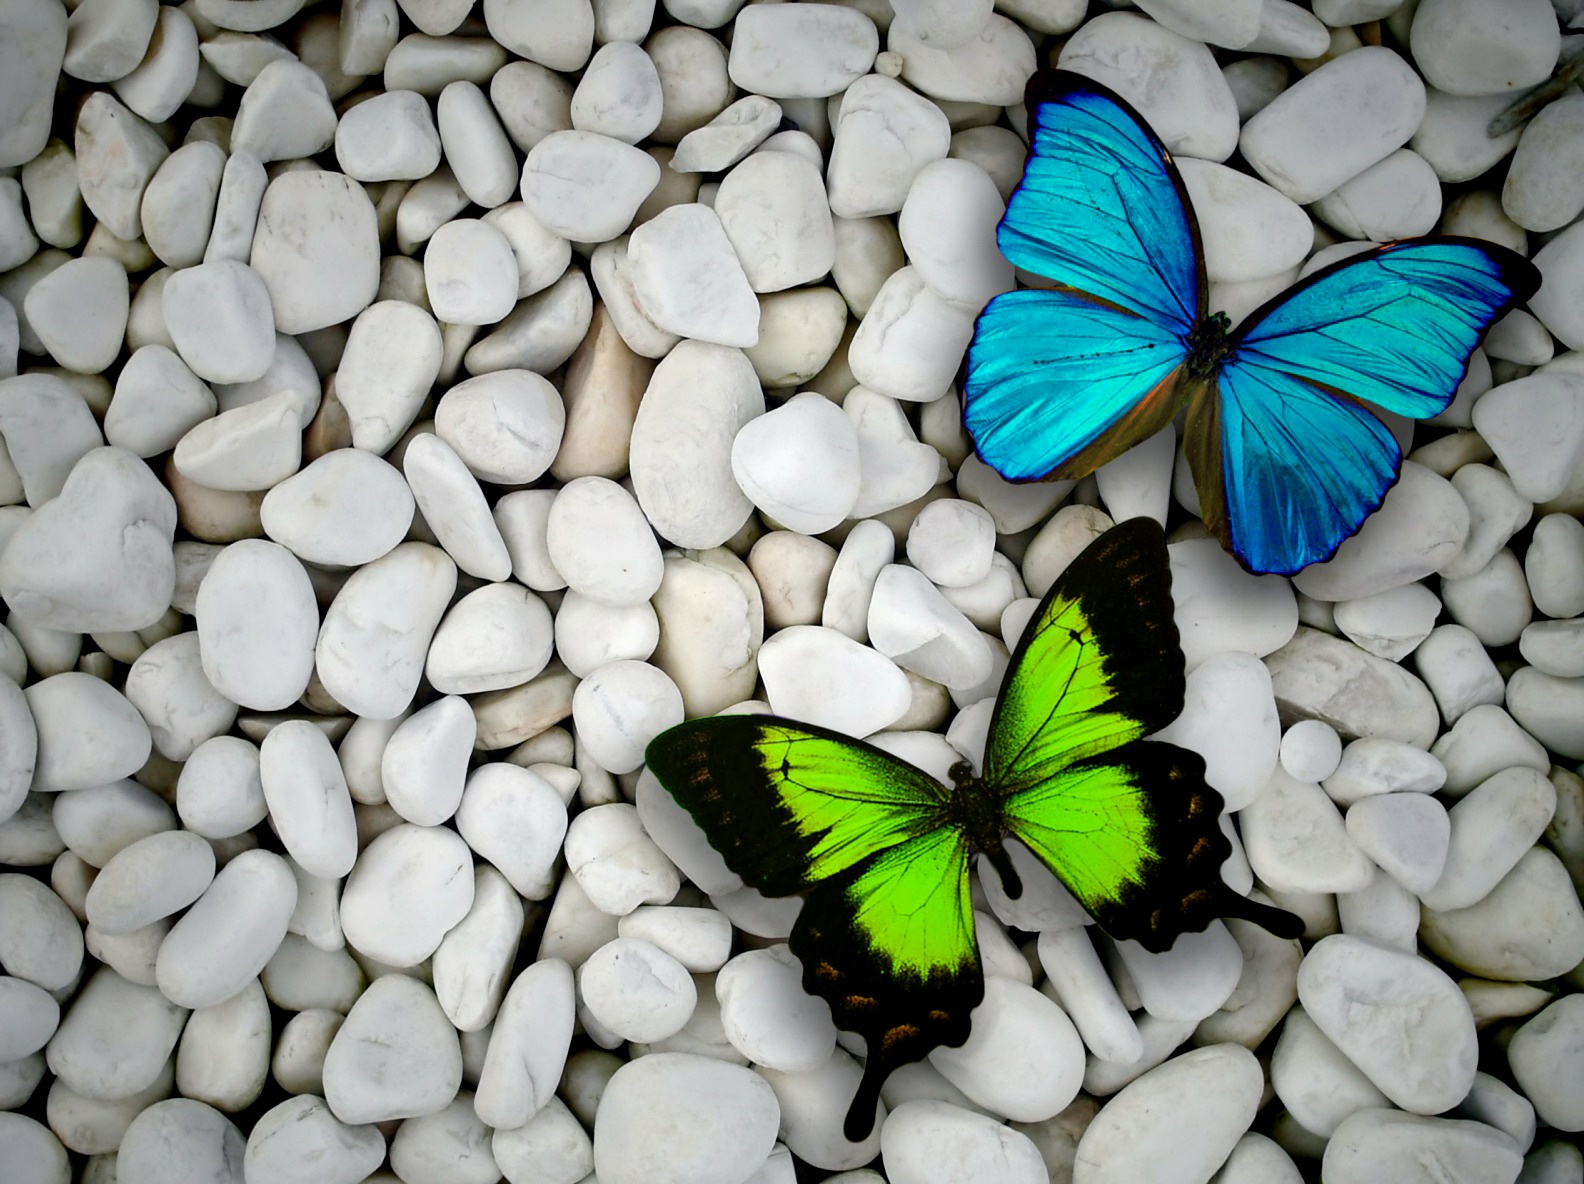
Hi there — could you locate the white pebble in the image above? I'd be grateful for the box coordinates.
[671,95,783,174]
[25,671,150,792]
[428,582,555,695]
[1409,0,1559,98]
[334,300,444,455]
[1471,373,1584,504]
[868,563,994,691]
[627,203,759,348]
[1239,46,1425,204]
[1266,628,1439,747]
[1322,1108,1523,1184]
[1241,767,1375,894]
[717,945,838,1072]
[572,659,684,776]
[249,170,379,334]
[335,89,442,181]
[381,695,475,826]
[579,936,697,1043]
[930,977,1084,1123]
[618,906,733,973]
[521,129,660,243]
[475,958,575,1129]
[758,625,911,736]
[846,388,942,520]
[715,151,835,294]
[1429,704,1548,797]
[906,499,996,589]
[1280,720,1342,783]
[424,217,519,326]
[727,3,878,99]
[593,1053,781,1184]
[1422,767,1557,912]
[1508,995,1584,1133]
[847,266,975,403]
[23,255,128,375]
[826,75,950,219]
[340,822,474,967]
[195,539,317,711]
[1070,1045,1263,1184]
[84,830,213,937]
[1298,934,1477,1114]
[315,543,457,720]
[243,1095,385,1184]
[629,340,763,548]
[572,40,662,144]
[1414,623,1505,725]
[322,974,462,1125]
[258,720,357,879]
[155,848,296,1010]
[731,391,861,534]
[1333,582,1442,663]
[891,15,1036,107]
[546,476,663,607]
[565,801,681,916]
[0,447,176,633]
[1345,792,1450,896]
[260,450,414,568]
[1169,538,1297,669]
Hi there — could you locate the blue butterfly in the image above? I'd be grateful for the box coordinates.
[964,71,1542,576]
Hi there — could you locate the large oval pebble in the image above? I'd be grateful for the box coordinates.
[1072,1044,1262,1184]
[593,1052,781,1184]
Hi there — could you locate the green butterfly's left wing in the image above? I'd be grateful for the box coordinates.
[645,716,981,1143]
[986,519,1302,951]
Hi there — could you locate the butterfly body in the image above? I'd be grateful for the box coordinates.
[646,520,1302,1142]
[965,71,1542,574]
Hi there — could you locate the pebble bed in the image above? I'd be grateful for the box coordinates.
[1,0,1584,1182]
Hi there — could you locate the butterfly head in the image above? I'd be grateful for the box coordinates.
[1185,310,1233,381]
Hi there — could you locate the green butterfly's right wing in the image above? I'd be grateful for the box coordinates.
[986,519,1302,951]
[646,716,982,1141]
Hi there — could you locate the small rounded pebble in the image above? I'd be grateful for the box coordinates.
[1280,720,1343,783]
[340,822,475,967]
[322,974,463,1126]
[579,936,698,1043]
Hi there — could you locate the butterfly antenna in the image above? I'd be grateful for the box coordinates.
[1219,890,1304,941]
[843,1058,887,1143]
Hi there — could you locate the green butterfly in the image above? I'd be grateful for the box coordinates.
[644,519,1301,1141]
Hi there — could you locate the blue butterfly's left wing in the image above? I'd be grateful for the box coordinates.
[966,288,1189,482]
[1186,239,1541,575]
[965,70,1204,483]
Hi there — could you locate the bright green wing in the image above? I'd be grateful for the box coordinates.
[983,516,1185,793]
[986,519,1303,951]
[645,715,951,892]
[644,716,980,1142]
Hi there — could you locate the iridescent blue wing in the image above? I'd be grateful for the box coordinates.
[998,71,1203,329]
[965,289,1189,482]
[1186,239,1541,575]
[964,70,1203,484]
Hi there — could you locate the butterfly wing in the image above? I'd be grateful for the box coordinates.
[1000,70,1204,328]
[1188,238,1542,575]
[644,716,979,1141]
[963,70,1204,482]
[984,519,1303,951]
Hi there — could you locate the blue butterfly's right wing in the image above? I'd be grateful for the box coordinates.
[1186,239,1541,575]
[965,71,1203,482]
